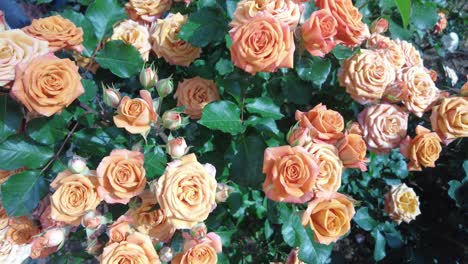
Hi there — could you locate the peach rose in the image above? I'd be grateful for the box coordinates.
[113,90,157,134]
[287,126,312,147]
[430,97,468,145]
[336,133,368,171]
[108,215,133,243]
[358,104,408,154]
[301,9,338,57]
[101,232,160,264]
[398,66,440,117]
[370,18,388,34]
[400,126,441,171]
[338,49,396,104]
[150,13,201,66]
[315,0,370,47]
[111,20,151,61]
[230,13,295,75]
[301,191,355,245]
[396,39,423,68]
[434,12,447,34]
[50,170,102,225]
[230,0,301,29]
[125,0,172,24]
[175,77,220,119]
[0,29,48,87]
[384,183,420,224]
[11,54,84,116]
[262,146,319,203]
[172,232,222,264]
[6,217,39,245]
[295,103,344,144]
[366,34,405,70]
[97,149,146,204]
[23,15,83,52]
[303,143,342,193]
[154,154,217,229]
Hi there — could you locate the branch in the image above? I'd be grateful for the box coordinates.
[41,122,79,173]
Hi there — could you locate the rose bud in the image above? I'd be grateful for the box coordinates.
[215,183,233,203]
[159,247,173,262]
[102,85,122,108]
[287,125,311,147]
[139,65,158,89]
[156,76,174,98]
[68,155,89,174]
[162,110,183,130]
[44,228,66,247]
[166,137,188,159]
[81,210,103,230]
[370,18,388,34]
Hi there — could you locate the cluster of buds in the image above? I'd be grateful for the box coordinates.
[139,65,174,98]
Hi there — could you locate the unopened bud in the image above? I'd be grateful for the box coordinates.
[81,210,103,230]
[140,66,158,89]
[44,228,66,247]
[370,18,388,34]
[159,247,173,262]
[68,155,89,174]
[162,110,183,130]
[102,85,122,108]
[156,77,174,98]
[166,137,188,159]
[215,183,233,203]
[287,126,311,147]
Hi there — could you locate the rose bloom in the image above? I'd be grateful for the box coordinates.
[430,97,468,145]
[338,49,396,104]
[23,15,83,52]
[287,126,312,147]
[398,66,440,117]
[108,215,133,243]
[11,54,84,117]
[315,0,370,47]
[97,149,147,204]
[336,133,368,171]
[262,146,319,203]
[175,77,220,119]
[230,13,295,75]
[114,90,157,134]
[434,12,447,34]
[151,13,201,66]
[358,104,408,154]
[6,217,39,245]
[370,18,388,34]
[0,228,32,264]
[301,9,338,57]
[101,232,160,264]
[172,232,222,264]
[366,34,405,70]
[400,126,441,171]
[230,0,301,29]
[301,191,355,245]
[155,154,217,229]
[126,0,172,24]
[50,170,102,225]
[111,20,151,61]
[295,103,344,144]
[396,39,423,68]
[303,143,342,193]
[0,29,48,87]
[384,183,421,224]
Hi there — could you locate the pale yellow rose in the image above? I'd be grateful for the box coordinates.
[303,143,342,193]
[384,183,421,224]
[111,20,151,61]
[125,0,172,23]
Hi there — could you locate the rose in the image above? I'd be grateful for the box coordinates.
[150,13,201,66]
[301,191,355,245]
[0,228,32,264]
[301,9,338,57]
[303,143,343,193]
[400,126,442,171]
[346,121,362,135]
[287,126,312,147]
[0,29,48,87]
[50,170,102,225]
[295,103,344,144]
[370,18,388,34]
[336,133,368,171]
[154,154,217,229]
[366,34,405,70]
[338,49,396,104]
[6,217,39,245]
[172,232,222,264]
[111,20,151,61]
[358,104,408,154]
[262,145,319,203]
[384,183,421,224]
[101,232,160,264]
[215,183,233,203]
[125,0,172,23]
[315,0,370,47]
[23,15,83,52]
[162,110,183,130]
[396,39,423,68]
[430,97,468,145]
[108,215,133,243]
[175,77,220,119]
[30,236,58,259]
[11,54,84,116]
[166,137,189,159]
[230,13,295,75]
[97,149,147,204]
[113,90,157,134]
[230,0,301,29]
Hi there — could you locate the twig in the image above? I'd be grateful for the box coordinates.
[41,122,79,173]
[79,101,98,115]
[157,129,169,144]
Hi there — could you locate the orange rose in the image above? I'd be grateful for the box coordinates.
[303,143,343,193]
[338,49,396,104]
[125,0,172,23]
[150,13,201,66]
[262,146,319,203]
[434,12,447,34]
[315,0,370,47]
[230,0,301,29]
[23,15,83,52]
[396,39,423,68]
[301,9,338,57]
[108,215,133,243]
[175,77,220,119]
[336,133,368,171]
[384,183,420,224]
[6,217,39,245]
[295,103,344,144]
[358,104,408,154]
[111,20,151,61]
[366,34,405,70]
[430,97,468,145]
[301,191,355,245]
[101,232,160,264]
[400,126,441,171]
[113,90,157,134]
[172,232,222,264]
[230,13,295,75]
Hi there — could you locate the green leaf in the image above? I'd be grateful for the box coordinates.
[85,0,126,41]
[79,79,98,103]
[245,97,283,120]
[72,128,115,156]
[244,116,282,139]
[198,101,245,135]
[281,75,313,105]
[1,170,48,216]
[281,215,299,247]
[371,229,387,261]
[144,145,167,180]
[178,7,228,47]
[332,45,358,60]
[215,58,234,76]
[354,207,378,231]
[226,0,240,19]
[388,18,412,40]
[26,116,68,145]
[394,0,411,28]
[264,220,274,239]
[95,40,144,78]
[296,57,331,87]
[0,94,23,143]
[0,135,54,170]
[448,180,461,206]
[411,1,438,30]
[61,9,99,57]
